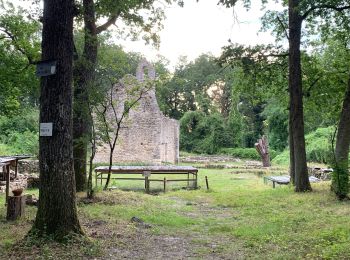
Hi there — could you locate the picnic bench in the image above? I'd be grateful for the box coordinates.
[263,175,320,188]
[0,155,31,204]
[95,165,198,193]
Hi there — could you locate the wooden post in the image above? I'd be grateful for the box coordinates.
[194,172,198,189]
[255,135,271,167]
[7,195,25,220]
[205,176,209,190]
[14,159,18,179]
[163,177,166,193]
[145,176,150,194]
[5,165,10,205]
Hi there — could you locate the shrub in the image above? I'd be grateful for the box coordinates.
[6,130,38,155]
[271,150,290,165]
[272,127,336,165]
[220,147,278,161]
[0,109,39,156]
[305,127,334,164]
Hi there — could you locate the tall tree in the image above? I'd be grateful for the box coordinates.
[0,8,41,115]
[32,0,83,238]
[218,0,350,192]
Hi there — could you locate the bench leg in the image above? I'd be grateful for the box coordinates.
[163,177,166,193]
[194,172,198,189]
[145,177,150,194]
[272,181,275,188]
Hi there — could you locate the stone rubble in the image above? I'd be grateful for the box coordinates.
[0,159,39,193]
[0,171,39,193]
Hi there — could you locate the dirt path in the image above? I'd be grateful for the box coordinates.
[100,196,245,259]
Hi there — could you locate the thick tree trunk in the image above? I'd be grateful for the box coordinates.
[288,0,311,192]
[32,0,83,238]
[289,96,295,185]
[73,0,98,191]
[332,74,350,199]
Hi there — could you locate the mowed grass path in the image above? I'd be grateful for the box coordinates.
[1,167,350,259]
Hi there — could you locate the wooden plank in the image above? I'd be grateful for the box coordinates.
[94,165,198,174]
[165,179,196,182]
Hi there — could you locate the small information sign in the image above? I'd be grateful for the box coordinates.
[143,171,151,177]
[36,60,57,77]
[40,123,53,137]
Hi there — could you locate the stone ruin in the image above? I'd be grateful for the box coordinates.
[0,160,39,193]
[94,59,180,165]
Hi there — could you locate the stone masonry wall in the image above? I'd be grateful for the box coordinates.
[94,60,179,164]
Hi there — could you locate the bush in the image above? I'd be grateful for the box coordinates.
[271,150,290,165]
[272,127,335,165]
[220,147,278,161]
[6,131,38,155]
[305,127,334,163]
[0,109,39,156]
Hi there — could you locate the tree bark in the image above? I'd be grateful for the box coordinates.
[289,95,295,185]
[73,0,98,192]
[332,73,350,199]
[32,0,83,238]
[288,0,311,192]
[7,195,25,221]
[255,136,270,167]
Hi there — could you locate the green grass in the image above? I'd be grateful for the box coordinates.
[1,166,350,259]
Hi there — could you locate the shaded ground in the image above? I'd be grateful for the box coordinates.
[1,164,350,259]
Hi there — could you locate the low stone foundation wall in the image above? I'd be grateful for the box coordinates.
[18,159,39,174]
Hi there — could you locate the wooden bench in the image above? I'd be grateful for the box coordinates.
[263,175,320,188]
[95,165,198,193]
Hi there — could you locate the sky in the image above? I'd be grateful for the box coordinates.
[118,0,278,70]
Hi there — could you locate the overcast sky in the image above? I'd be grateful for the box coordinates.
[118,0,278,69]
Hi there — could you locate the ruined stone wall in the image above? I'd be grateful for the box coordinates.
[94,60,179,164]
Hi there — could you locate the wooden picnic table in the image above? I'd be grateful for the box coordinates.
[95,165,198,193]
[0,155,32,204]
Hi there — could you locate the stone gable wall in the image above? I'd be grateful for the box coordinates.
[94,60,179,164]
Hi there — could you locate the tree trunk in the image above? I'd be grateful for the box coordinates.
[288,0,311,192]
[32,0,83,238]
[289,96,295,185]
[332,73,350,199]
[73,0,98,192]
[255,136,270,167]
[7,195,25,221]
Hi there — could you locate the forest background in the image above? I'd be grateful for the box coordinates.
[0,0,349,169]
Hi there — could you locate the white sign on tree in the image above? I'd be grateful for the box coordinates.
[40,123,53,137]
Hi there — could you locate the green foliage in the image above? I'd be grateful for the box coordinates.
[0,8,41,115]
[262,101,288,151]
[220,147,277,160]
[0,109,39,156]
[271,149,290,165]
[180,111,233,154]
[273,127,336,165]
[157,54,225,119]
[305,127,334,164]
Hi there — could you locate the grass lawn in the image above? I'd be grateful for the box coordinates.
[1,166,350,259]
